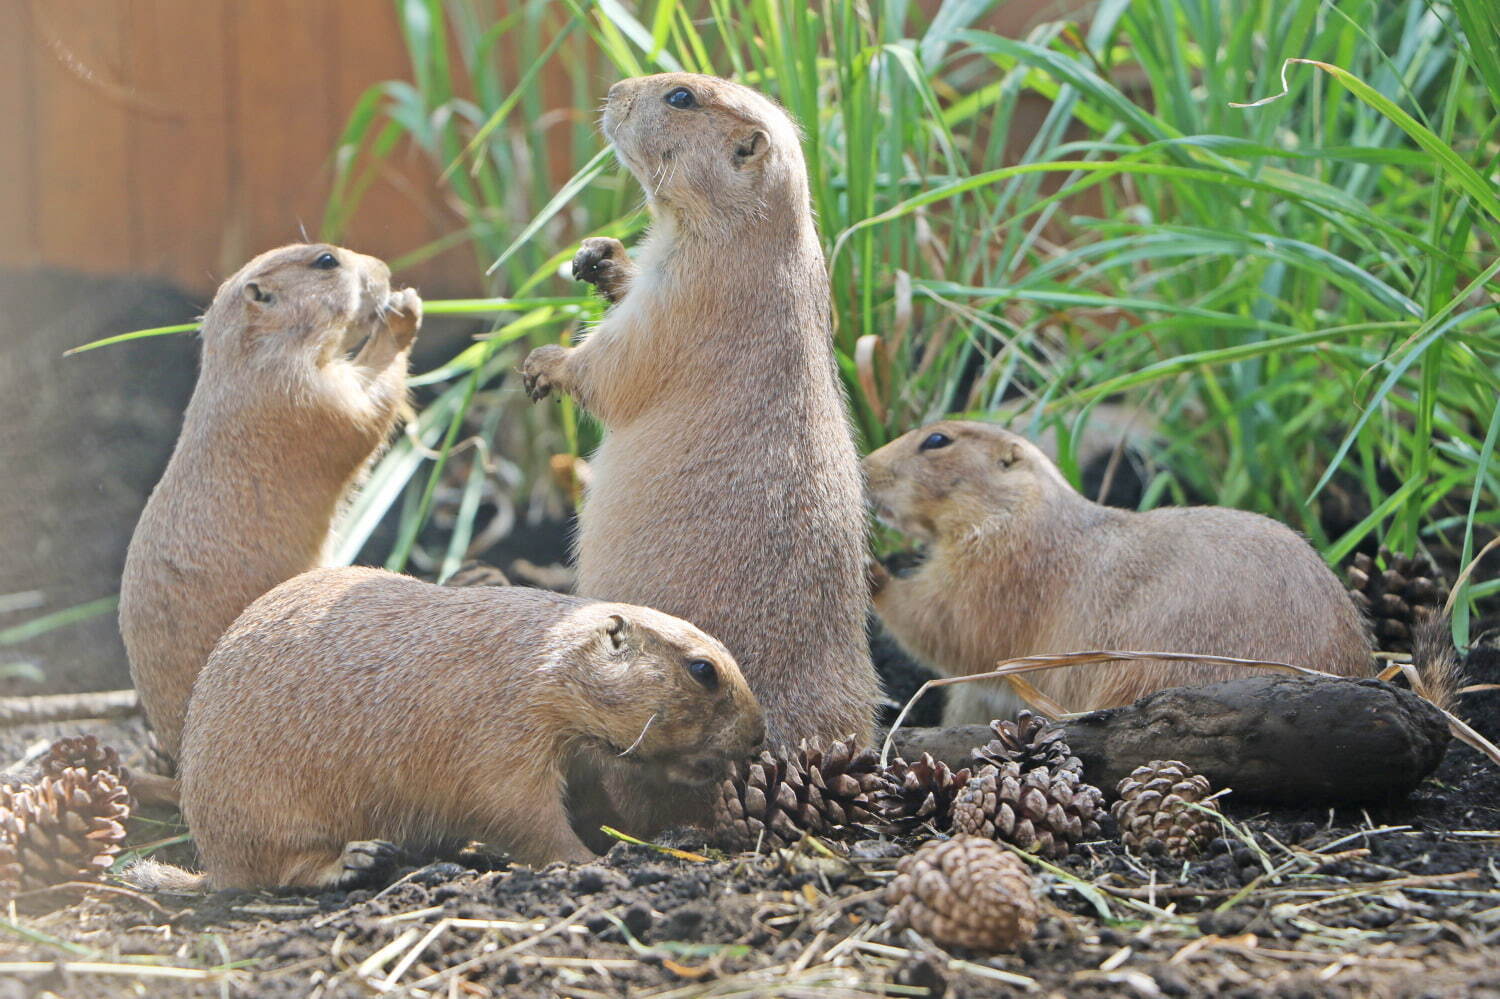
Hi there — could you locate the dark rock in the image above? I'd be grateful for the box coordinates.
[621,901,654,939]
[890,675,1449,804]
[893,954,948,997]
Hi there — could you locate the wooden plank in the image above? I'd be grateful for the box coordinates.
[329,0,453,291]
[126,0,233,289]
[31,0,135,272]
[233,0,339,256]
[0,0,37,267]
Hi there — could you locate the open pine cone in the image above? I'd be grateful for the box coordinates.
[1112,760,1221,858]
[885,836,1038,951]
[40,736,129,783]
[874,754,972,835]
[0,767,131,896]
[951,762,1104,858]
[1346,547,1447,655]
[971,712,1081,775]
[714,736,884,850]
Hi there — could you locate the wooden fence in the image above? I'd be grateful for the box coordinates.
[0,0,465,295]
[0,0,1067,298]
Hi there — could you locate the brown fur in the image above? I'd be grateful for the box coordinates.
[178,567,764,889]
[119,244,419,761]
[866,421,1374,722]
[520,75,877,758]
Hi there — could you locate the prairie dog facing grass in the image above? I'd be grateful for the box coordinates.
[521,74,878,758]
[119,244,419,762]
[865,421,1374,723]
[173,567,763,890]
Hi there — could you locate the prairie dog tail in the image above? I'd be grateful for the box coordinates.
[1410,613,1464,713]
[120,858,209,893]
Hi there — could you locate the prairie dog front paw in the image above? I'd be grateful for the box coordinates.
[571,238,632,303]
[521,344,568,402]
[385,288,423,348]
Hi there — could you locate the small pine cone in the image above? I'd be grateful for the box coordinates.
[951,762,1104,859]
[714,736,884,850]
[874,754,972,835]
[971,712,1081,776]
[0,767,131,895]
[1111,760,1221,859]
[885,836,1037,951]
[40,736,129,784]
[1346,548,1448,654]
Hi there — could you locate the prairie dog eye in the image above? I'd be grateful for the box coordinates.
[686,658,719,691]
[311,252,339,270]
[918,432,952,452]
[664,87,697,109]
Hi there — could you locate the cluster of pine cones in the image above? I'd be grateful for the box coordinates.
[0,736,133,897]
[714,713,1224,863]
[713,714,1109,858]
[715,713,1228,952]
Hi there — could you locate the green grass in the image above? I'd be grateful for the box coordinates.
[90,0,1500,633]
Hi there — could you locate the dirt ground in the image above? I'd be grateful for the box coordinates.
[5,270,1500,997]
[0,648,1496,999]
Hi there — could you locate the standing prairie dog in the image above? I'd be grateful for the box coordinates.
[866,421,1373,723]
[119,244,419,761]
[178,567,764,889]
[521,75,878,756]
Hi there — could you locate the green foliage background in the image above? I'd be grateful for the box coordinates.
[312,0,1500,634]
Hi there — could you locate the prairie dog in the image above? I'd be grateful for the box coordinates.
[866,421,1373,723]
[179,567,764,889]
[119,244,419,761]
[521,75,877,757]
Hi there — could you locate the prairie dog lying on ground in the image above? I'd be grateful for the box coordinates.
[119,244,419,762]
[866,421,1373,723]
[172,567,763,889]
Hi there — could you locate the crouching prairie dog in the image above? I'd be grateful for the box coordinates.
[866,421,1373,723]
[119,244,420,761]
[521,74,878,763]
[176,567,763,889]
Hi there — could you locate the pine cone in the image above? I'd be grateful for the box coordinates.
[714,736,884,850]
[1111,760,1221,859]
[40,736,128,783]
[885,836,1037,951]
[874,754,972,835]
[1346,548,1447,654]
[971,712,1081,775]
[951,762,1104,859]
[0,767,131,895]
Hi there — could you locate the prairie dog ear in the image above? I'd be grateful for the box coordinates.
[243,281,273,306]
[601,613,630,652]
[733,129,769,167]
[997,440,1025,469]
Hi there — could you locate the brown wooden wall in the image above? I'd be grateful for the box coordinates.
[0,0,1071,299]
[0,0,468,296]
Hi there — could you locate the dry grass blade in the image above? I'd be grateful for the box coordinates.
[1442,535,1500,618]
[881,649,1329,765]
[1384,661,1500,768]
[0,961,224,980]
[1001,674,1072,719]
[854,334,889,425]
